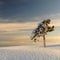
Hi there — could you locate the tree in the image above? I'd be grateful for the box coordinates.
[31,19,54,47]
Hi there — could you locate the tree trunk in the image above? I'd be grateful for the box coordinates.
[43,35,46,47]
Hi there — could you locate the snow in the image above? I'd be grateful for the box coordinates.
[0,45,60,60]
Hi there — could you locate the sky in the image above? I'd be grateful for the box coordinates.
[0,0,60,22]
[0,0,60,46]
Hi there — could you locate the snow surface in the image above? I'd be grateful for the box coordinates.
[0,45,60,60]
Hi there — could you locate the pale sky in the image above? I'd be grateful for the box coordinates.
[0,0,60,46]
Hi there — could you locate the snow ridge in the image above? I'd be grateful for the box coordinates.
[0,45,60,60]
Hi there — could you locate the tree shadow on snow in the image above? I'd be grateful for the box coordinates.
[47,44,60,47]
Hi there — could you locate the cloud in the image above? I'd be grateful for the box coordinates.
[0,35,32,46]
[0,16,41,23]
[51,20,60,27]
[0,35,60,45]
[0,22,38,34]
[0,35,29,40]
[0,22,37,29]
[0,13,60,27]
[0,18,60,34]
[0,18,9,22]
[0,13,60,23]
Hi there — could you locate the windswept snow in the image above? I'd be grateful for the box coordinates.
[0,45,60,60]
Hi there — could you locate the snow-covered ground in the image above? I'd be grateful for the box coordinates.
[0,45,60,60]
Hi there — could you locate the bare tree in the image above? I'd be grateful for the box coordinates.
[31,19,54,47]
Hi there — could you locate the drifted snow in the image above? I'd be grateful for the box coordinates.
[0,45,60,60]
